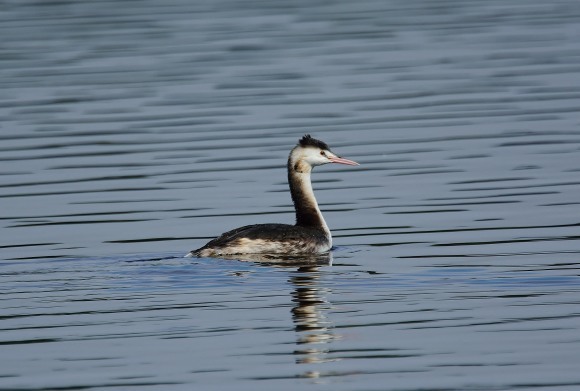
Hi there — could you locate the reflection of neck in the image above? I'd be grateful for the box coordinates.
[287,156,328,232]
[290,267,335,364]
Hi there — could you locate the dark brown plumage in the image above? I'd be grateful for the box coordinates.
[299,134,330,151]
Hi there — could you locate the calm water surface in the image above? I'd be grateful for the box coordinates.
[2,0,580,390]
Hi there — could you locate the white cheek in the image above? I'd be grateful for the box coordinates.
[301,150,330,166]
[312,156,327,165]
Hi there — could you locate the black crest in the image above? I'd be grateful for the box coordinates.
[298,134,330,150]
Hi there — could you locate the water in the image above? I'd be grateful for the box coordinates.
[2,0,580,390]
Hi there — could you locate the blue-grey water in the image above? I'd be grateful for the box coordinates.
[2,0,580,390]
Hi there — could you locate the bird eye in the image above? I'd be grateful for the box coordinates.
[320,151,326,156]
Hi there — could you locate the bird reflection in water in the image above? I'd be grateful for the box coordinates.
[211,252,338,369]
[289,254,339,366]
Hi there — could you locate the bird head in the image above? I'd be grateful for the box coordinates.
[291,134,359,171]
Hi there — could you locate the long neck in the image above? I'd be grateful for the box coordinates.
[287,154,329,231]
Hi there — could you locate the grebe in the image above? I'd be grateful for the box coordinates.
[188,135,359,257]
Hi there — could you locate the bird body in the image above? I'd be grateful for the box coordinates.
[188,135,358,257]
